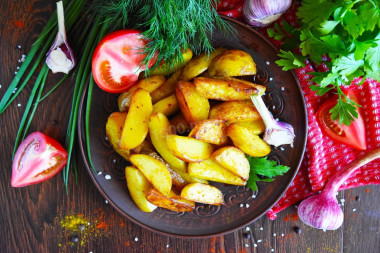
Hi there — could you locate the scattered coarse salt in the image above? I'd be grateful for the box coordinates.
[22,54,26,58]
[254,244,257,247]
[88,222,91,225]
[281,233,284,237]
[340,199,345,203]
[281,87,285,91]
[166,244,169,248]
[17,103,21,107]
[105,200,108,204]
[134,237,138,242]
[259,227,263,231]
[245,204,250,208]
[113,159,117,163]
[280,147,285,151]
[246,227,250,231]
[97,171,103,175]
[323,229,327,232]
[245,244,249,248]
[105,136,108,141]
[14,72,18,75]
[266,61,270,65]
[257,239,262,242]
[105,174,111,180]
[17,45,21,49]
[240,204,244,207]
[252,194,256,199]
[271,249,274,252]
[17,66,20,70]
[353,208,357,212]
[273,233,276,236]
[273,105,276,109]
[269,77,273,81]
[0,84,2,88]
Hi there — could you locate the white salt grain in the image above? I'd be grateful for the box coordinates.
[266,61,270,65]
[246,227,250,231]
[105,175,111,180]
[353,208,357,212]
[270,77,273,81]
[271,249,274,252]
[257,239,262,242]
[17,45,21,49]
[273,233,276,236]
[166,244,169,248]
[252,194,256,198]
[240,204,244,207]
[245,244,249,248]
[259,227,263,231]
[17,103,21,107]
[254,244,257,247]
[134,237,138,242]
[97,171,102,175]
[105,200,108,204]
[281,233,284,237]
[245,204,250,208]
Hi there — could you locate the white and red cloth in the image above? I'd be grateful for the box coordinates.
[216,0,380,219]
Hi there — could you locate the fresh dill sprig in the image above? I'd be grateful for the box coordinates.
[92,0,233,74]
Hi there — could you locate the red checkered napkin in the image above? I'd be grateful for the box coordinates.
[217,1,380,220]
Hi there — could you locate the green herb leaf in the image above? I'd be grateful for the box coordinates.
[276,50,306,71]
[246,156,291,192]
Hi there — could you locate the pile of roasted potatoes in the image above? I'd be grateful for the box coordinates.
[106,48,272,213]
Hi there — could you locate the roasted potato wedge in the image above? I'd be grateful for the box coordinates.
[166,134,214,162]
[105,112,130,160]
[148,48,193,76]
[209,100,261,123]
[227,123,270,157]
[118,75,166,111]
[146,188,195,212]
[208,49,256,77]
[151,69,182,104]
[180,48,227,81]
[175,81,210,123]
[187,159,246,185]
[125,166,157,212]
[235,119,265,135]
[130,154,172,196]
[144,152,187,193]
[149,112,187,172]
[211,146,250,181]
[181,183,224,205]
[170,113,191,135]
[152,94,179,117]
[194,77,265,101]
[188,119,227,145]
[119,88,152,150]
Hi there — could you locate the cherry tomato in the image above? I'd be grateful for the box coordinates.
[316,90,367,150]
[92,30,156,93]
[11,132,68,187]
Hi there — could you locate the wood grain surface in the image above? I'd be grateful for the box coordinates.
[0,1,379,252]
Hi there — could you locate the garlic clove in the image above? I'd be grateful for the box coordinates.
[297,192,344,230]
[243,0,292,27]
[46,1,75,74]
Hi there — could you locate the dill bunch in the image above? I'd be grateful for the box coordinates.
[92,0,232,73]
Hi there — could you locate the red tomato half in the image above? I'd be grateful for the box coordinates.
[92,30,156,93]
[316,90,367,150]
[11,132,68,187]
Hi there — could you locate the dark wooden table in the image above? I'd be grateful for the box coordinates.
[1,1,379,252]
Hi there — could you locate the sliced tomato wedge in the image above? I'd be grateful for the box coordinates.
[11,132,68,187]
[92,29,156,93]
[316,90,367,150]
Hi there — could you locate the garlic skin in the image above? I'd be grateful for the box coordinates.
[250,93,295,147]
[46,1,75,74]
[297,191,344,230]
[243,0,292,27]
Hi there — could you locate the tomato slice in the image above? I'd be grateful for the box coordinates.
[316,90,367,150]
[11,132,68,187]
[92,30,156,93]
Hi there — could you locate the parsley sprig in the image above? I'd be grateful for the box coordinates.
[246,156,290,192]
[268,0,380,125]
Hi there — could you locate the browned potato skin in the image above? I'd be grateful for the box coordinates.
[146,188,195,212]
[175,81,210,124]
[211,146,250,181]
[105,112,130,160]
[181,183,224,205]
[151,69,182,104]
[152,94,179,117]
[170,114,191,135]
[187,159,246,186]
[194,77,265,101]
[227,123,271,157]
[118,75,166,111]
[166,134,214,162]
[208,49,256,77]
[180,48,227,81]
[209,100,261,123]
[188,119,227,145]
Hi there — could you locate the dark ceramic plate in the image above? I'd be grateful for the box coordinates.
[78,17,308,238]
